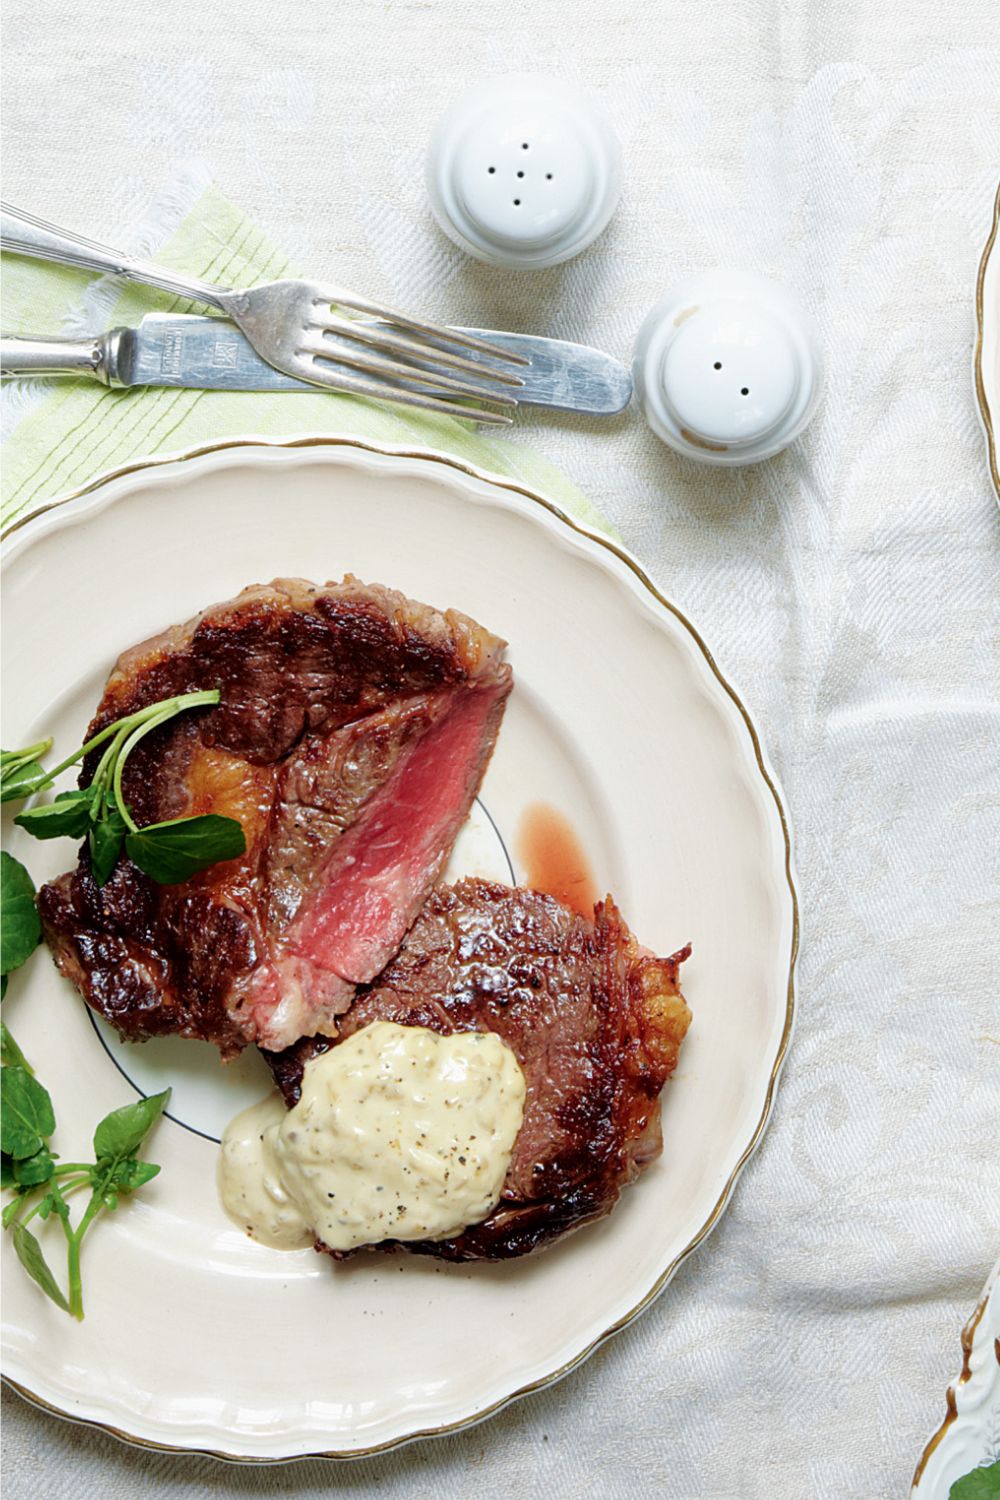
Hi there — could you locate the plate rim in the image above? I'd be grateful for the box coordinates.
[910,1255,1000,1496]
[1,433,799,1463]
[973,180,1000,506]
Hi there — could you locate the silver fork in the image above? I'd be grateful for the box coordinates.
[0,203,527,425]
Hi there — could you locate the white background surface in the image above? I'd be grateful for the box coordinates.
[2,2,999,1496]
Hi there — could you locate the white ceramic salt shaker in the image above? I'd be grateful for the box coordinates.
[426,74,622,270]
[633,270,823,464]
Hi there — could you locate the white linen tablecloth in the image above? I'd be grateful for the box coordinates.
[2,3,998,1495]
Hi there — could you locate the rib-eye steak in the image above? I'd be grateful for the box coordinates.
[38,580,512,1054]
[265,878,692,1260]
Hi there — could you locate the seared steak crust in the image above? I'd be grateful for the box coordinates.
[265,878,691,1260]
[39,580,511,1055]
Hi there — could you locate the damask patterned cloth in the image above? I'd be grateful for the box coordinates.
[2,3,999,1496]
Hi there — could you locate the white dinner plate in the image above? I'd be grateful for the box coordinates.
[0,437,797,1459]
[974,182,1000,506]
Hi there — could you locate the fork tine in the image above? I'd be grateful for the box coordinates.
[300,332,519,408]
[295,361,512,424]
[323,292,531,367]
[312,312,526,388]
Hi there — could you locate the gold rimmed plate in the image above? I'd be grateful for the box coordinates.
[911,1257,1000,1497]
[974,182,1000,505]
[1,437,797,1460]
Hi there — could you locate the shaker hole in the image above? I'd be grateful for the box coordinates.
[713,362,722,370]
[522,142,530,149]
[546,173,553,180]
[488,166,496,174]
[513,199,521,206]
[516,171,524,179]
[740,387,749,396]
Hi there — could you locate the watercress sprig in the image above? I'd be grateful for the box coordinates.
[3,690,246,886]
[0,741,53,803]
[1,699,204,1319]
[0,850,41,979]
[0,854,170,1319]
[0,1049,169,1320]
[949,1462,1000,1499]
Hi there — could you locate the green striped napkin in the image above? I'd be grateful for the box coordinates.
[1,185,603,532]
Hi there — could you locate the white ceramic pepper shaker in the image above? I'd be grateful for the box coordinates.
[633,270,823,464]
[426,74,622,270]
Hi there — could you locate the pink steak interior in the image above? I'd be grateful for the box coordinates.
[288,685,503,985]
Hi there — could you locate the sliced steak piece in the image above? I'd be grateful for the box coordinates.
[264,878,692,1260]
[38,580,511,1056]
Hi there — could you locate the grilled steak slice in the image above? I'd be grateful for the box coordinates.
[264,878,692,1260]
[38,580,511,1055]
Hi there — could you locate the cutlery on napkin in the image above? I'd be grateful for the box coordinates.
[0,314,632,416]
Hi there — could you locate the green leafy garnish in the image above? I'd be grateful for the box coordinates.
[0,852,41,974]
[92,1091,173,1160]
[1,1020,33,1073]
[0,741,53,804]
[950,1463,1000,1499]
[125,813,249,884]
[13,790,93,840]
[5,688,245,887]
[11,1221,71,1313]
[0,698,228,1319]
[0,1043,169,1320]
[13,1145,55,1187]
[0,917,170,1321]
[88,803,127,886]
[1,1065,55,1157]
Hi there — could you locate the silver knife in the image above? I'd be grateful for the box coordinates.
[0,313,632,416]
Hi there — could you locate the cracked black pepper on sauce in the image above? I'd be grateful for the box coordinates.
[218,1022,526,1250]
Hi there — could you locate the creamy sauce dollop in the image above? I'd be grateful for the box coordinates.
[218,1021,526,1251]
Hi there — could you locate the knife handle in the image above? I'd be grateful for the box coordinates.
[0,331,121,383]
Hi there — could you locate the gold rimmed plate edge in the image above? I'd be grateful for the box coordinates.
[1,433,799,1463]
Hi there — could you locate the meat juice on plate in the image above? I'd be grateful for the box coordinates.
[516,802,599,919]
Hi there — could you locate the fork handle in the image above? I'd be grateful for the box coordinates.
[0,203,232,310]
